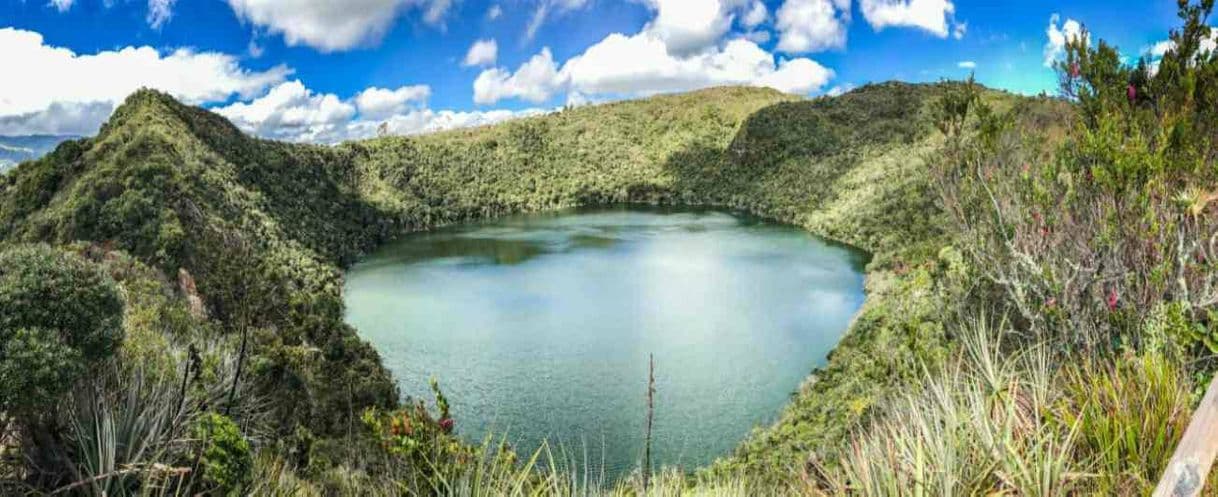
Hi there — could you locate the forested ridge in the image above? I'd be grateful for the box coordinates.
[3,3,1217,491]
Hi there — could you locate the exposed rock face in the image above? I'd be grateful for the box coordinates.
[178,267,207,320]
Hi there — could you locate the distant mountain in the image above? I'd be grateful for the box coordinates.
[0,135,77,173]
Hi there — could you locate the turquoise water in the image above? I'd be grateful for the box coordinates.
[343,206,867,478]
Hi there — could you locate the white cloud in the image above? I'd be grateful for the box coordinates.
[474,47,565,104]
[214,80,356,142]
[1043,14,1086,67]
[826,83,855,96]
[953,21,967,39]
[0,28,289,136]
[0,101,114,136]
[216,80,546,142]
[147,0,176,29]
[525,0,592,41]
[350,107,547,138]
[754,57,835,94]
[858,0,955,38]
[49,0,176,28]
[225,0,455,52]
[525,4,550,41]
[1147,28,1217,58]
[957,60,975,69]
[354,85,430,119]
[775,0,851,53]
[463,39,499,67]
[1144,28,1217,74]
[646,0,736,55]
[487,4,502,20]
[742,0,768,28]
[474,33,836,105]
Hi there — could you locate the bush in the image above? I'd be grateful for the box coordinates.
[0,244,123,411]
[193,412,255,496]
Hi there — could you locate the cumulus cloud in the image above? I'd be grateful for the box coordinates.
[645,0,737,55]
[0,101,114,136]
[349,107,547,139]
[354,85,431,119]
[1044,14,1086,67]
[1147,28,1218,58]
[775,0,851,53]
[214,80,356,142]
[473,32,835,105]
[225,0,455,52]
[858,0,956,38]
[0,27,289,136]
[463,39,498,67]
[742,0,768,28]
[474,48,565,104]
[217,80,545,142]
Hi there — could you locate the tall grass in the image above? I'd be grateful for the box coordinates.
[801,316,1199,497]
[246,433,797,497]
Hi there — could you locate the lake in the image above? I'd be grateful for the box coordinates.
[343,206,867,479]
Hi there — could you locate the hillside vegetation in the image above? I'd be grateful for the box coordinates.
[2,3,1217,493]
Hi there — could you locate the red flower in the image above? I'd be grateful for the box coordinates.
[439,417,454,433]
[1106,288,1119,311]
[1069,63,1081,78]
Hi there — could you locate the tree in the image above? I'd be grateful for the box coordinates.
[0,244,124,412]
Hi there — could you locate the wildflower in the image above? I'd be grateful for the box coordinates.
[1127,84,1137,103]
[1070,62,1081,78]
[439,417,455,433]
[1106,287,1119,311]
[1046,297,1057,309]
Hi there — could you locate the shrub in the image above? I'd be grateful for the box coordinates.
[0,244,123,412]
[193,412,255,496]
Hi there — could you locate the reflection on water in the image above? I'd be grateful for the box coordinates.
[343,206,868,479]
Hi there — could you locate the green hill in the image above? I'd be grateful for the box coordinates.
[0,81,1044,493]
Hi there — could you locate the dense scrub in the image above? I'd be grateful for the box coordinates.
[0,78,988,493]
[8,8,1213,489]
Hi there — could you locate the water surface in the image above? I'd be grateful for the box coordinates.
[344,206,867,478]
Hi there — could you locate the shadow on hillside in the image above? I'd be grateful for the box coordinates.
[655,82,940,250]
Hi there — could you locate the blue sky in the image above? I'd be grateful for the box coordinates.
[0,0,1203,142]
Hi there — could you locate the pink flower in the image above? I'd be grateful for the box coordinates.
[1070,63,1081,78]
[439,418,455,433]
[1127,84,1137,103]
[1106,288,1119,311]
[1046,297,1057,309]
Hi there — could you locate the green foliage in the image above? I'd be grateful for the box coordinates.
[0,80,1043,493]
[1059,353,1193,494]
[0,327,83,411]
[193,412,255,496]
[0,244,123,411]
